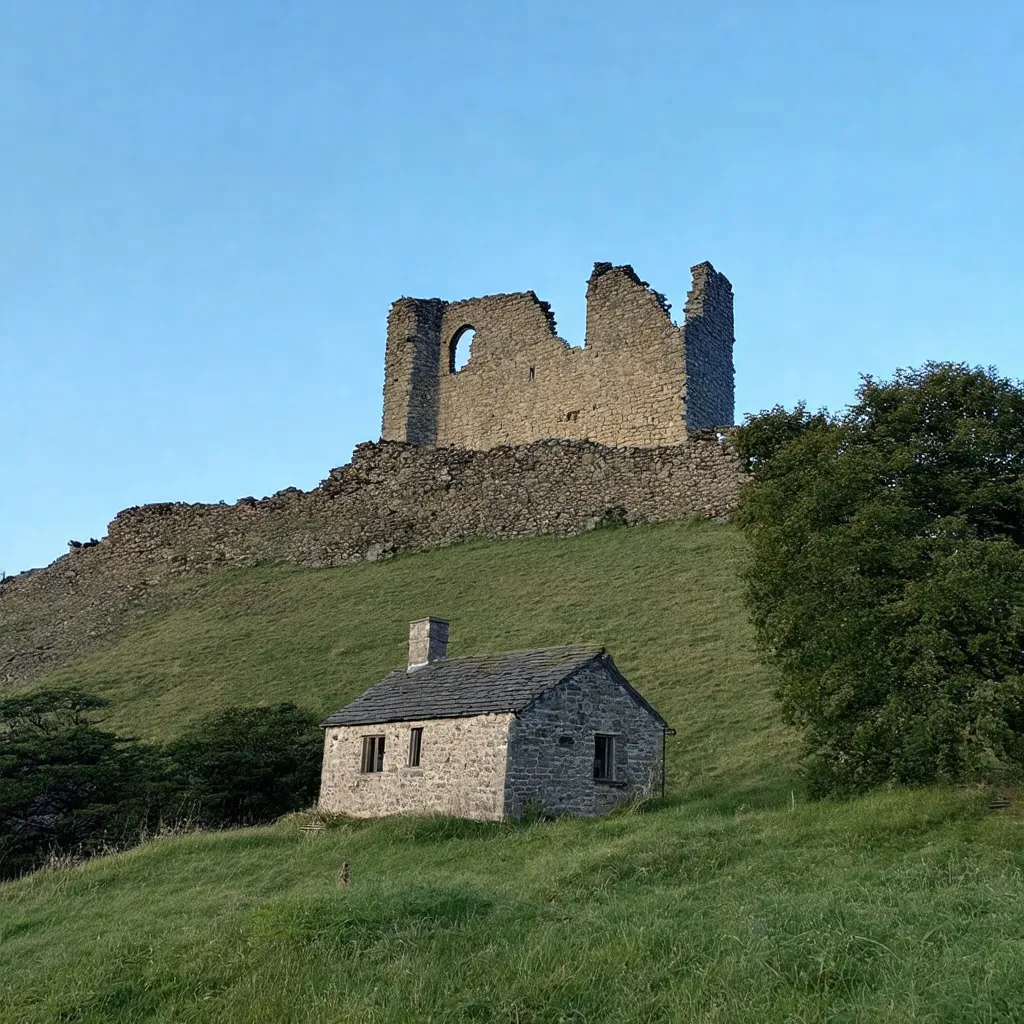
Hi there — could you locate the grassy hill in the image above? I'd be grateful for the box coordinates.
[3,521,1023,1022]
[25,519,796,810]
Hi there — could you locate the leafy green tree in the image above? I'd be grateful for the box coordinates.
[165,703,322,826]
[0,688,165,879]
[731,401,829,475]
[735,363,1024,796]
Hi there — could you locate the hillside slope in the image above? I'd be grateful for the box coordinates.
[5,522,1022,1022]
[3,787,1023,1022]
[30,519,795,809]
[0,436,743,686]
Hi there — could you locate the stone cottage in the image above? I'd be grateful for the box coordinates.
[318,617,671,821]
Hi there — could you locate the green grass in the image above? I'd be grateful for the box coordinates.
[4,520,1023,1022]
[3,791,1024,1022]
[31,519,796,810]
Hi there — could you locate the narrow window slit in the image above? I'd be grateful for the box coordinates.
[408,727,423,767]
[594,734,614,780]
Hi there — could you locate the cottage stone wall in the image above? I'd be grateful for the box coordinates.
[382,262,735,450]
[503,660,665,817]
[318,713,513,821]
[1,436,745,685]
[317,660,665,821]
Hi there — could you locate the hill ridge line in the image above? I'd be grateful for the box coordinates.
[1,436,744,685]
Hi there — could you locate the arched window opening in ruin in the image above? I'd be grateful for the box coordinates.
[449,326,476,373]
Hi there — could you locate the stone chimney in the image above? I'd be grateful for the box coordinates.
[408,617,449,670]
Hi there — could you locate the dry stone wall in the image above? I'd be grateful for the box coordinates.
[0,436,746,685]
[383,262,735,450]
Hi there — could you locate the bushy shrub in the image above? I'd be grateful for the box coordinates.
[164,703,322,826]
[0,688,165,879]
[1,691,325,878]
[731,401,830,477]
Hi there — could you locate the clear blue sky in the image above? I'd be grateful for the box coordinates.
[2,0,1022,575]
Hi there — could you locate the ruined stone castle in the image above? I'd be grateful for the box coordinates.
[1,261,745,684]
[382,261,735,450]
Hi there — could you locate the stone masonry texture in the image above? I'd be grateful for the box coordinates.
[319,713,514,821]
[408,617,450,668]
[317,662,665,820]
[0,436,745,685]
[683,263,736,430]
[503,662,665,818]
[382,262,735,449]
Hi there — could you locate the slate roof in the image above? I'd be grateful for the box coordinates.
[321,645,667,728]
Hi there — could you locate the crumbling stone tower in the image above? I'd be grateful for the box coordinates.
[382,261,734,449]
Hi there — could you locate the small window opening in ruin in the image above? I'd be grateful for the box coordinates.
[566,410,579,422]
[529,366,535,382]
[361,735,386,773]
[594,734,615,780]
[408,727,423,767]
[558,735,574,747]
[449,325,476,373]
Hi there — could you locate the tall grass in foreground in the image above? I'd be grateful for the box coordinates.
[2,789,1023,1023]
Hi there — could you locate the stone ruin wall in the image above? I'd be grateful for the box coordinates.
[0,436,746,685]
[1,257,743,687]
[382,262,735,450]
[681,263,736,430]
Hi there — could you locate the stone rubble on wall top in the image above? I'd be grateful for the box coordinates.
[0,436,746,685]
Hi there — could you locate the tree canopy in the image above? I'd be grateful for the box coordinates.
[1,691,323,879]
[165,702,322,826]
[734,362,1024,796]
[0,688,164,877]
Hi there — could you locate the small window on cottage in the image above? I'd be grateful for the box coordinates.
[361,735,386,773]
[408,727,423,767]
[529,366,535,382]
[594,734,615,780]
